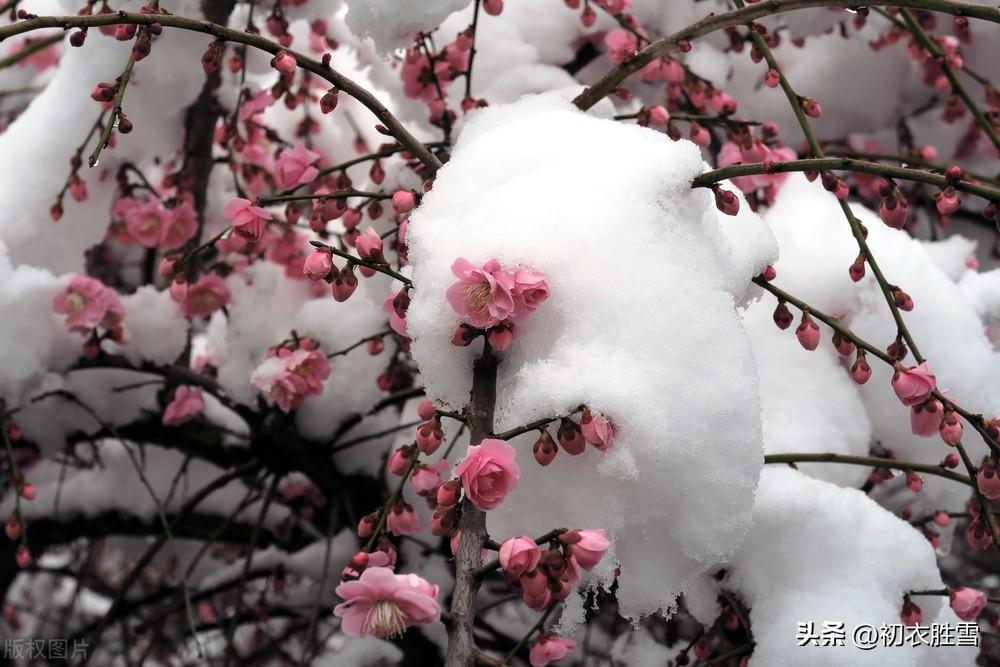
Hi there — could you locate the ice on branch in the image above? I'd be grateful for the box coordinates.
[406,93,777,618]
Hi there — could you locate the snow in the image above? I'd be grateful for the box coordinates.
[406,92,777,618]
[344,0,472,55]
[764,175,1000,521]
[725,467,975,667]
[743,300,872,488]
[0,241,75,404]
[117,285,189,366]
[0,3,210,274]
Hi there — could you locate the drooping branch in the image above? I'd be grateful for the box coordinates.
[693,157,1000,203]
[571,0,1000,111]
[0,11,444,175]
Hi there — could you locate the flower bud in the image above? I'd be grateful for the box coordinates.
[533,431,558,466]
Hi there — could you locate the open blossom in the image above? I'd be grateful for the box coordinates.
[529,635,576,667]
[333,567,440,639]
[177,274,231,318]
[499,536,540,577]
[891,363,936,406]
[161,201,198,249]
[162,386,205,426]
[447,258,549,332]
[224,197,273,242]
[454,438,520,511]
[949,587,987,621]
[53,275,124,336]
[251,348,331,412]
[447,258,517,329]
[274,144,321,189]
[124,200,168,247]
[560,529,611,571]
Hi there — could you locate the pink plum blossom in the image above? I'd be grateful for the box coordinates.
[446,258,518,329]
[274,144,321,190]
[499,536,540,577]
[224,197,273,242]
[162,386,205,426]
[53,275,124,337]
[892,363,937,406]
[529,635,576,667]
[949,588,987,621]
[454,438,520,511]
[333,567,440,638]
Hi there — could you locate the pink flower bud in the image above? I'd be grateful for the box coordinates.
[386,501,422,536]
[580,409,614,450]
[417,399,436,422]
[795,312,820,351]
[331,265,358,302]
[648,105,670,126]
[320,88,339,114]
[357,513,376,538]
[764,68,780,87]
[690,122,711,147]
[500,536,541,577]
[272,50,296,74]
[557,418,586,455]
[710,91,737,116]
[450,324,479,347]
[942,453,959,468]
[436,479,461,507]
[392,190,417,214]
[714,187,740,216]
[90,82,116,102]
[560,529,610,571]
[977,460,1000,500]
[851,353,872,384]
[936,187,960,215]
[4,516,21,541]
[939,411,962,446]
[901,598,922,626]
[303,250,333,281]
[388,445,415,476]
[15,545,31,569]
[849,254,866,282]
[487,322,514,352]
[949,588,987,621]
[483,0,504,15]
[772,302,793,330]
[905,470,923,492]
[801,97,822,117]
[416,418,444,455]
[933,510,951,527]
[910,399,943,437]
[533,431,558,466]
[19,483,35,501]
[879,193,909,229]
[430,507,457,536]
[832,332,856,357]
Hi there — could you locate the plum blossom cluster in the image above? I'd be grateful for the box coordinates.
[52,275,125,351]
[250,337,332,412]
[447,257,549,351]
[498,529,610,612]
